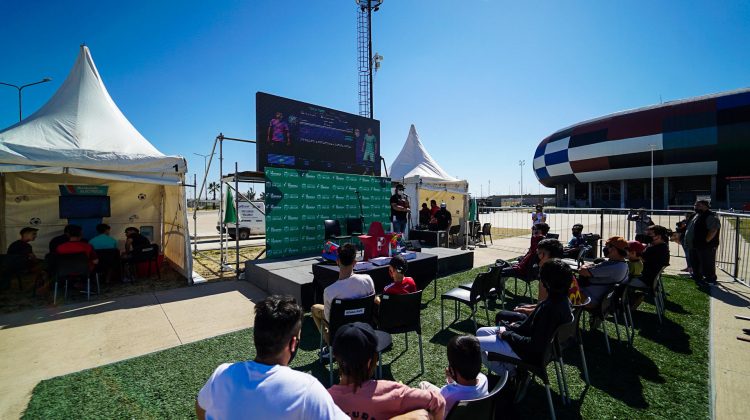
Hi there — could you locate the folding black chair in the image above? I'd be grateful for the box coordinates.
[487,315,575,420]
[377,290,424,374]
[444,370,509,420]
[586,284,628,355]
[460,262,508,308]
[324,219,351,244]
[0,254,26,292]
[562,245,592,270]
[320,294,392,385]
[94,248,121,283]
[54,253,98,304]
[127,244,161,280]
[512,265,539,304]
[448,225,460,247]
[554,296,592,405]
[441,270,494,331]
[628,265,668,326]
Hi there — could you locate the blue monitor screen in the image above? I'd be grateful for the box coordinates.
[59,196,111,219]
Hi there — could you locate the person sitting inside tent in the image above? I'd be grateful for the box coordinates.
[55,225,98,273]
[5,227,46,289]
[123,227,150,256]
[48,224,79,254]
[89,224,118,250]
[327,322,445,419]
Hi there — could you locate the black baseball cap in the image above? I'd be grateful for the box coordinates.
[396,184,405,190]
[333,322,379,364]
[389,255,408,273]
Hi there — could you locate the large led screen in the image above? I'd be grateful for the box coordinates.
[256,92,381,175]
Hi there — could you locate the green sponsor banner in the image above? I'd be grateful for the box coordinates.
[265,168,391,259]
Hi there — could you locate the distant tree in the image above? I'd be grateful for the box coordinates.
[208,182,220,209]
[259,191,266,201]
[246,188,256,200]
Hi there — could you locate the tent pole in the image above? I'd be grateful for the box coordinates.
[0,174,5,253]
[193,174,198,254]
[219,134,224,270]
[235,162,240,276]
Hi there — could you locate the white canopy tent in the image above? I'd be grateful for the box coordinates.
[0,46,192,279]
[390,125,469,230]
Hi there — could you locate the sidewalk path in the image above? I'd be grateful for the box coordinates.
[0,281,266,419]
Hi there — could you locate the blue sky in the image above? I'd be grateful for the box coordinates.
[1,1,748,197]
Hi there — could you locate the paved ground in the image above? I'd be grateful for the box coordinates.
[0,281,266,419]
[1,234,747,419]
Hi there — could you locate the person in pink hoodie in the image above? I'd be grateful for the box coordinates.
[328,322,446,419]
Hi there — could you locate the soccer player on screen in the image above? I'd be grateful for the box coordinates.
[267,112,290,147]
[362,127,377,162]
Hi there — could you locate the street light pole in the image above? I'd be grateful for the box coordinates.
[193,152,209,201]
[519,160,526,197]
[0,78,52,121]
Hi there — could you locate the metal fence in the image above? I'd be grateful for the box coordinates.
[478,206,750,287]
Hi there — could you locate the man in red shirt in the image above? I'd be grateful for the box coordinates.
[382,255,417,295]
[56,225,98,272]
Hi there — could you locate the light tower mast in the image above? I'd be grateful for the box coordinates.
[356,0,383,118]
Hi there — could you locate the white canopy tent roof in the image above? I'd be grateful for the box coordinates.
[0,46,192,279]
[390,125,468,229]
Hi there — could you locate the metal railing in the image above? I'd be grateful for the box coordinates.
[478,206,750,287]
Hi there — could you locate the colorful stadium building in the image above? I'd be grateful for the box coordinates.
[533,88,750,209]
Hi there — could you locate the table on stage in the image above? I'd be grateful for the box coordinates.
[312,252,439,303]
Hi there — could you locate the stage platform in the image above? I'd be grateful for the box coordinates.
[244,246,474,309]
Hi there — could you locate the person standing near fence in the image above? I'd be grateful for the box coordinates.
[685,200,720,285]
[531,205,547,232]
[627,208,654,243]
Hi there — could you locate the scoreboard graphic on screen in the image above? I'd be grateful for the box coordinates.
[256,92,381,176]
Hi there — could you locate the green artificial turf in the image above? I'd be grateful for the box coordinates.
[23,270,709,419]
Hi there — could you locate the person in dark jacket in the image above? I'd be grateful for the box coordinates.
[629,225,671,289]
[476,259,572,370]
[685,200,720,284]
[501,223,549,279]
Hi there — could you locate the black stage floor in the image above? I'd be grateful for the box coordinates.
[245,246,474,309]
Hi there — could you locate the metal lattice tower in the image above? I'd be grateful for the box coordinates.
[357,3,371,118]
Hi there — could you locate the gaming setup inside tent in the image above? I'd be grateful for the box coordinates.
[0,46,192,279]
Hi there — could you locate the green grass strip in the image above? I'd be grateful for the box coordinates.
[23,270,708,419]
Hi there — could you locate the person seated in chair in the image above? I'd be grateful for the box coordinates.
[577,236,629,307]
[311,244,375,350]
[6,227,47,289]
[513,238,586,317]
[196,295,347,419]
[48,224,80,253]
[419,334,488,413]
[626,240,645,279]
[327,322,446,420]
[562,223,586,258]
[476,259,573,372]
[501,223,549,279]
[374,255,417,309]
[628,225,671,292]
[55,225,98,273]
[123,227,150,256]
[89,223,118,250]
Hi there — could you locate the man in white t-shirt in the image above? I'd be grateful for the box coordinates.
[311,243,375,346]
[196,295,347,420]
[420,334,489,413]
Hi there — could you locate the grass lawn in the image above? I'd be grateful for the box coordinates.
[23,270,709,419]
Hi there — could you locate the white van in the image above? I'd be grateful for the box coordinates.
[216,201,265,240]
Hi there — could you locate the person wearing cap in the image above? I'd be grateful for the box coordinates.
[419,335,488,413]
[124,227,150,255]
[390,184,410,234]
[685,200,720,284]
[477,259,573,372]
[531,205,547,229]
[382,255,417,296]
[327,322,446,419]
[311,244,375,347]
[197,295,347,420]
[578,236,629,306]
[434,202,452,231]
[626,240,645,279]
[563,223,586,258]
